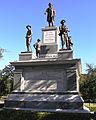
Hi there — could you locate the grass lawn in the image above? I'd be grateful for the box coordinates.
[0,96,7,101]
[0,103,96,120]
[0,109,91,120]
[84,103,96,112]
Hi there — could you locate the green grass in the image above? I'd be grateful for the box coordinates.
[84,103,96,112]
[0,109,92,120]
[0,103,96,120]
[0,96,7,101]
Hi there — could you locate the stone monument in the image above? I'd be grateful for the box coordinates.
[40,26,59,58]
[4,4,90,114]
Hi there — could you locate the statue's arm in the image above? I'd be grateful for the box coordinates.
[59,26,63,33]
[53,8,56,16]
[65,26,70,32]
[59,26,62,36]
[44,9,47,15]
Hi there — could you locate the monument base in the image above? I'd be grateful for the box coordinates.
[19,52,36,61]
[5,92,88,112]
[4,50,89,114]
[58,50,73,60]
[4,56,83,112]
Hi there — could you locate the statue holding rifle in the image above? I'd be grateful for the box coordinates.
[25,25,32,52]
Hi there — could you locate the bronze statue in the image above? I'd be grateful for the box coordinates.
[59,20,70,49]
[33,39,41,58]
[44,2,56,27]
[25,25,32,52]
[67,36,73,50]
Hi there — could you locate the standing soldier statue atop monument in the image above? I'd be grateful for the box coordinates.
[33,39,41,58]
[44,2,56,27]
[67,36,73,50]
[59,20,70,50]
[25,25,32,52]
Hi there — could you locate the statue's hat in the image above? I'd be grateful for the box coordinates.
[60,19,66,24]
[37,39,40,42]
[48,2,52,6]
[26,25,31,29]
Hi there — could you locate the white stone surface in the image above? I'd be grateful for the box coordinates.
[14,72,22,91]
[43,30,55,43]
[19,52,36,61]
[22,70,67,92]
[41,26,60,52]
[7,94,83,102]
[40,54,58,58]
[24,80,57,92]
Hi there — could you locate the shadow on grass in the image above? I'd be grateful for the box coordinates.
[0,109,92,120]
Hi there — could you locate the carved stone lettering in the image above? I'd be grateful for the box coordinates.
[43,31,55,43]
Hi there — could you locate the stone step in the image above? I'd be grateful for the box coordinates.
[4,93,84,110]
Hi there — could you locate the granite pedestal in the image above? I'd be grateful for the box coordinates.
[4,52,86,112]
[4,26,89,114]
[40,26,59,58]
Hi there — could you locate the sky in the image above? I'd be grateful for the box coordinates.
[0,0,96,73]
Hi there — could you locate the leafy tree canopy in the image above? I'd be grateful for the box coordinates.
[0,64,14,96]
[80,64,96,102]
[0,48,4,59]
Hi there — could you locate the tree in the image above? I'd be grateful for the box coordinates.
[0,48,4,59]
[0,64,14,96]
[80,64,96,102]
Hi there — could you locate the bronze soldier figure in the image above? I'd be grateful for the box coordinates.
[25,25,32,52]
[45,2,56,27]
[59,20,70,49]
[33,39,41,58]
[67,36,73,50]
